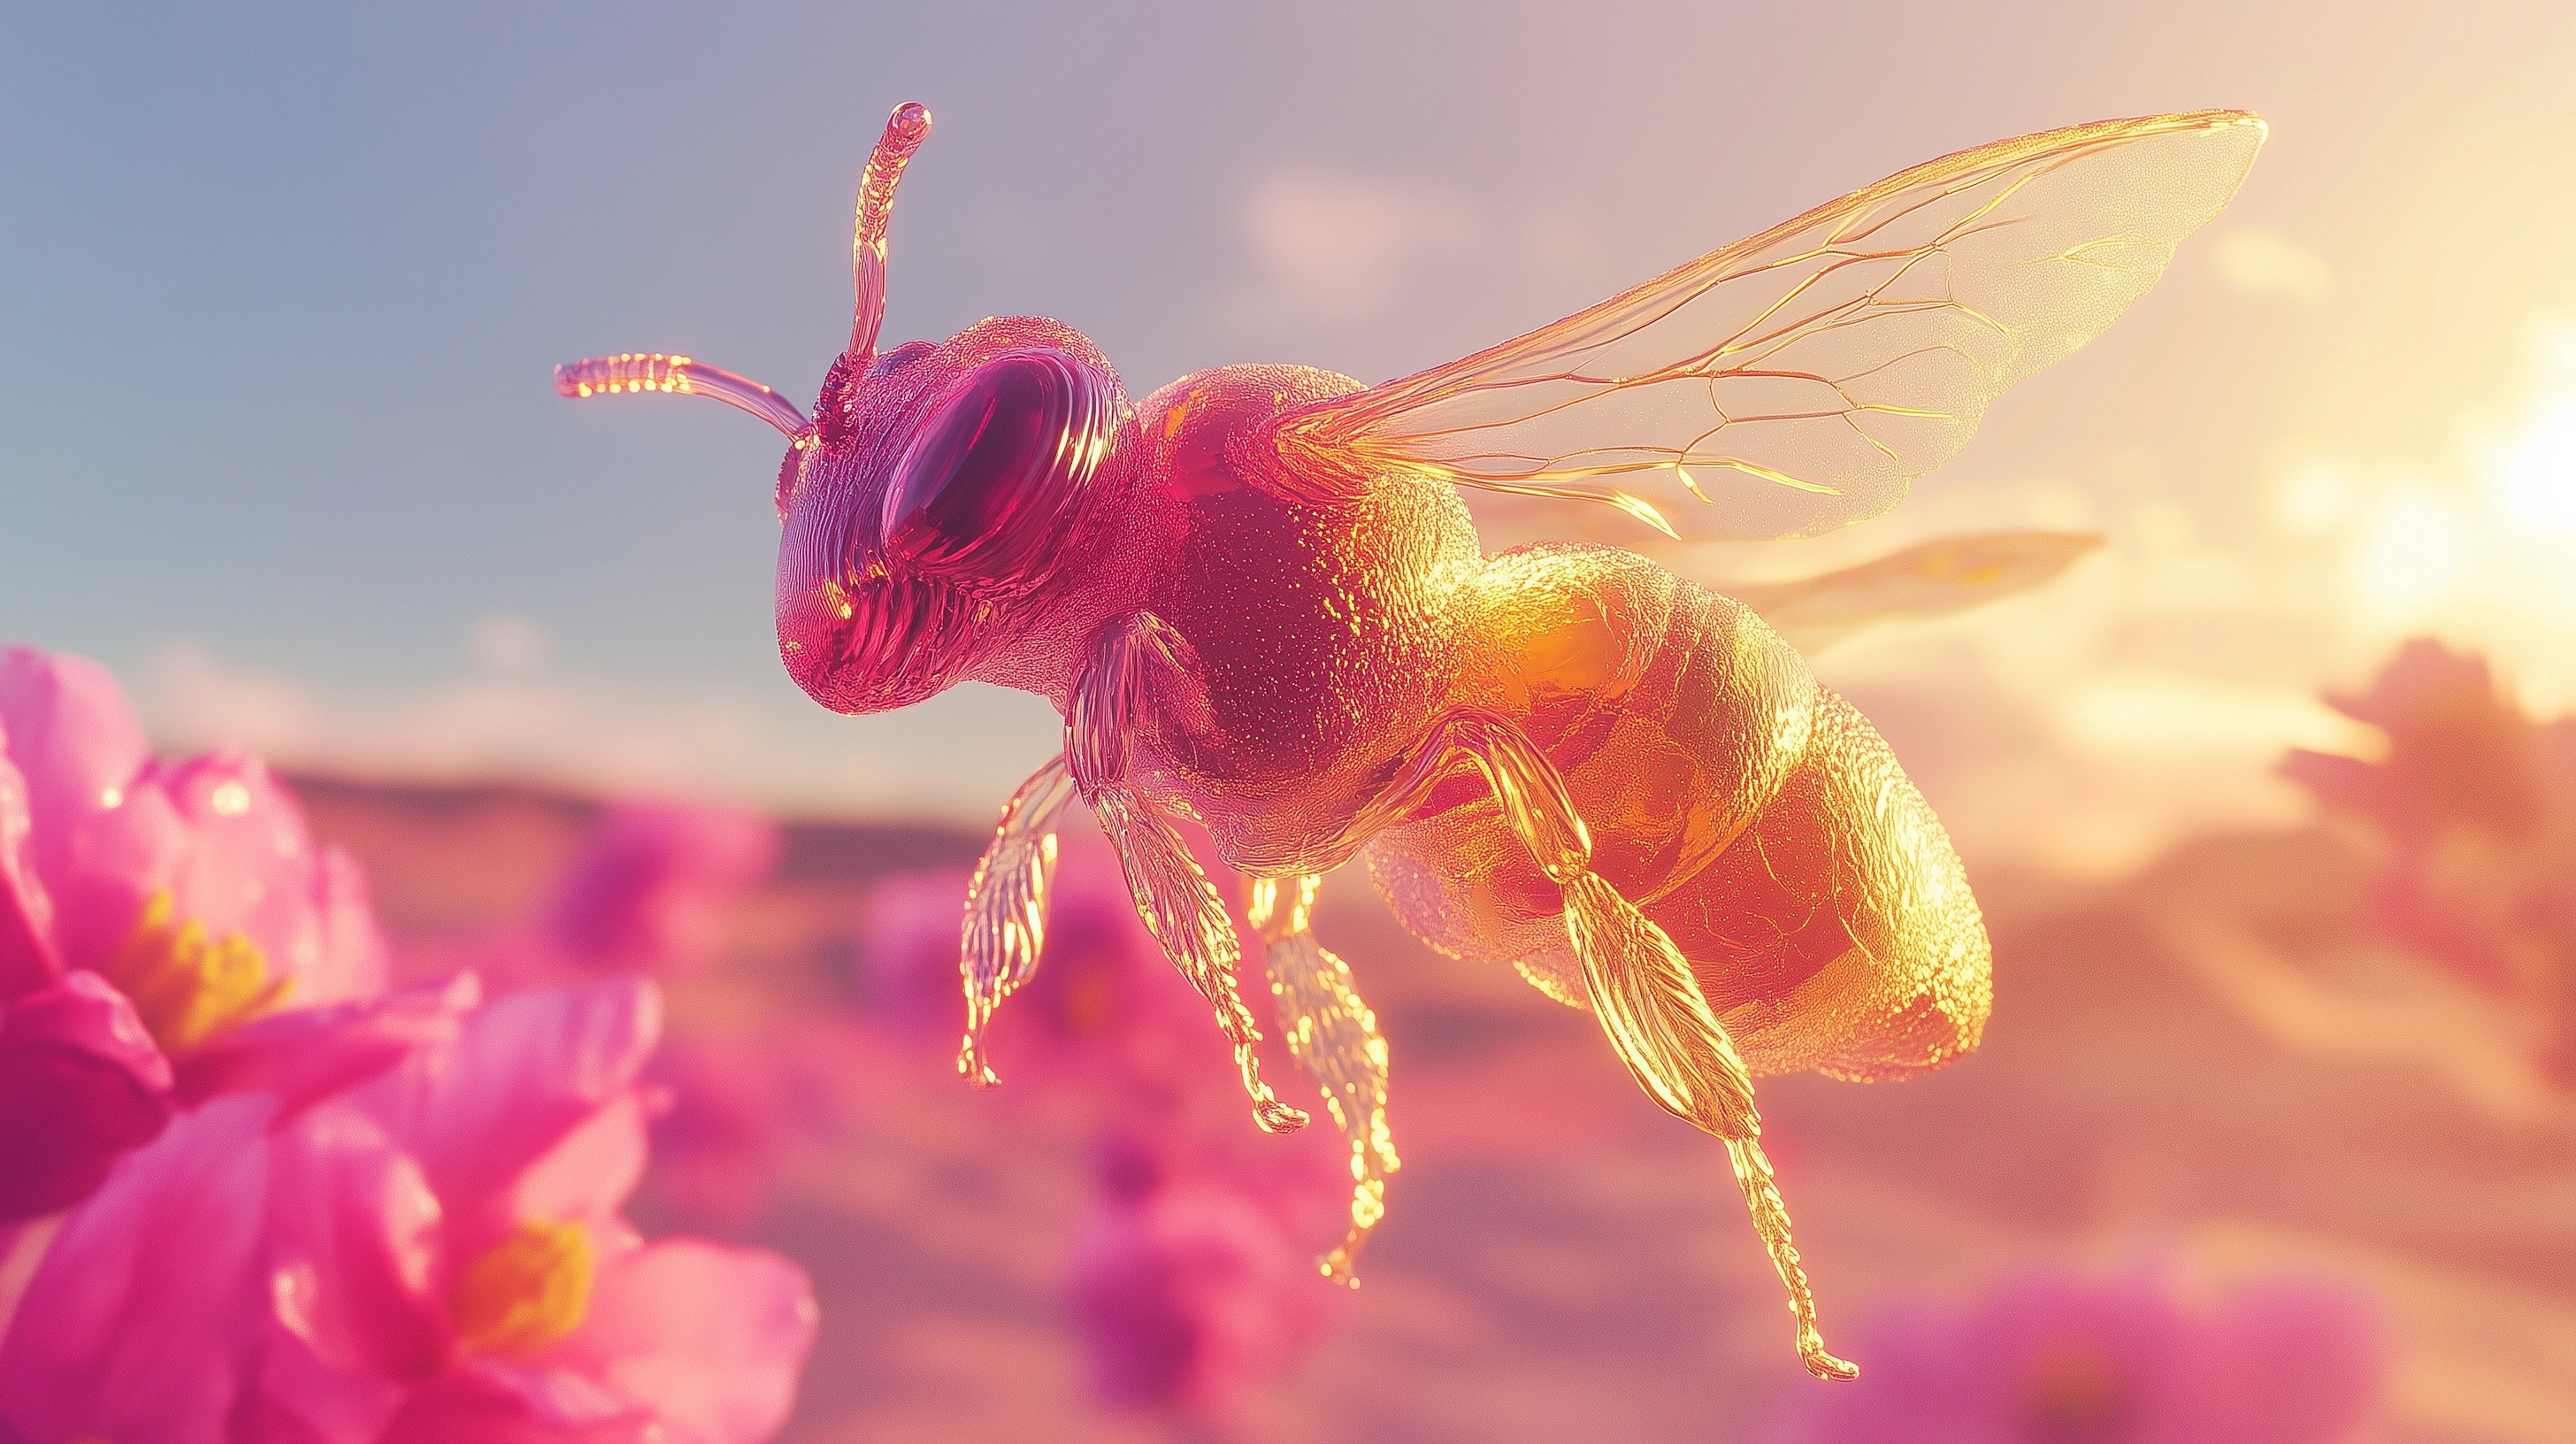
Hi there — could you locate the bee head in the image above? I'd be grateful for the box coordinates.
[555,103,1138,716]
[777,315,1134,713]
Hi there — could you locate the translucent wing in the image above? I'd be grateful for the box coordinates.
[1715,530,2104,653]
[1270,111,2264,541]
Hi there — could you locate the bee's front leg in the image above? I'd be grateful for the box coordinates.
[955,753,1076,1087]
[1414,710,1859,1383]
[1068,612,1309,1135]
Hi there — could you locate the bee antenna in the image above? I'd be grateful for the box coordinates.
[551,353,812,439]
[849,102,932,360]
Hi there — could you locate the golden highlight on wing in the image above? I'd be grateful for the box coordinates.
[1272,111,2264,541]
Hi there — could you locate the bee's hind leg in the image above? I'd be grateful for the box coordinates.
[1436,710,1859,1382]
[1249,874,1399,1286]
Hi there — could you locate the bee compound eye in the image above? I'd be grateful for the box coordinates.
[879,352,1114,589]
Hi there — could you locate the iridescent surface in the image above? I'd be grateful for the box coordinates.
[1270,112,2267,542]
[557,102,2261,1375]
[956,756,1074,1088]
[1251,873,1398,1286]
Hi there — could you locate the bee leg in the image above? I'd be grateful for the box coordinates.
[1069,614,1310,1135]
[1249,874,1398,1287]
[1442,711,1859,1383]
[955,753,1077,1087]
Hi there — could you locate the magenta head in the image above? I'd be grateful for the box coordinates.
[556,103,1137,714]
[778,314,1132,711]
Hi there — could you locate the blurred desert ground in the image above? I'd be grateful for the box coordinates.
[293,775,2576,1444]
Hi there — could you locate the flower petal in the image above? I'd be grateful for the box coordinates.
[0,1095,272,1444]
[376,1364,657,1444]
[352,980,661,1225]
[0,648,150,899]
[548,1240,818,1444]
[2199,1275,2388,1444]
[502,1093,650,1231]
[1066,1178,1318,1421]
[258,1105,451,1444]
[174,972,480,1117]
[57,753,319,981]
[543,800,778,976]
[0,750,59,1000]
[303,845,393,1005]
[0,974,173,1220]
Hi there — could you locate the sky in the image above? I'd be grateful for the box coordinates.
[5,1,2576,872]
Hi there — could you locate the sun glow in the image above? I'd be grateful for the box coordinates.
[2490,325,2576,536]
[2303,317,2576,712]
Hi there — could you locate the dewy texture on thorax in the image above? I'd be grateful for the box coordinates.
[1125,365,1484,872]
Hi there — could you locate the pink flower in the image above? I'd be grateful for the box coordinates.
[407,793,838,1231]
[0,976,818,1444]
[541,799,779,977]
[2285,640,2568,853]
[2286,639,2576,1078]
[0,646,402,1220]
[1065,1130,1336,1427]
[423,798,780,997]
[1752,1265,2387,1444]
[850,864,977,1028]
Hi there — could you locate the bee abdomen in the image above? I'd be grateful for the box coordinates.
[1368,544,1820,978]
[1643,689,1991,1080]
[1366,543,1990,1080]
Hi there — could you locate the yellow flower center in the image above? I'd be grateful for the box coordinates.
[104,888,287,1054]
[448,1220,596,1356]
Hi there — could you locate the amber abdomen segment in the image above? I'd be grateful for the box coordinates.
[1367,546,1990,1081]
[1646,690,1991,1081]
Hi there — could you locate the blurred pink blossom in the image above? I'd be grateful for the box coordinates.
[850,863,975,1028]
[430,797,782,995]
[0,646,406,1221]
[1752,1265,2387,1444]
[541,799,779,976]
[0,976,817,1444]
[1065,1129,1338,1429]
[641,1022,865,1233]
[859,818,1353,1428]
[2286,638,2576,1079]
[855,828,1235,1113]
[407,792,836,1232]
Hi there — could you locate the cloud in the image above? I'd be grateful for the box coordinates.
[142,644,1058,823]
[1221,168,1477,331]
[2051,672,2379,762]
[468,612,548,673]
[2212,227,2334,303]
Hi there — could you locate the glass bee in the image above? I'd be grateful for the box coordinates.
[556,101,2265,1379]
